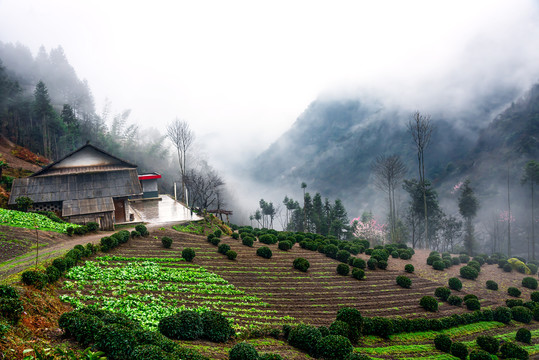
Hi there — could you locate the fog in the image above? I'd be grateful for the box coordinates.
[1,1,539,254]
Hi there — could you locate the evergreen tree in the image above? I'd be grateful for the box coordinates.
[458,180,479,256]
[329,199,348,239]
[312,193,324,234]
[33,80,56,158]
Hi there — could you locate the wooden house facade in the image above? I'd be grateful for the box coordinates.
[8,144,143,230]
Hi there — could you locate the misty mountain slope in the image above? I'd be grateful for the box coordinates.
[251,92,512,207]
[448,83,539,200]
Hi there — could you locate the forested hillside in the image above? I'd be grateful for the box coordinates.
[0,42,171,179]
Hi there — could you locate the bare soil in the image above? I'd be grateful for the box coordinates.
[0,135,42,173]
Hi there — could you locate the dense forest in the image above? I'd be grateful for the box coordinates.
[0,42,227,212]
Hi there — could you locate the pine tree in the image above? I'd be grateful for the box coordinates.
[458,180,479,256]
[33,80,55,158]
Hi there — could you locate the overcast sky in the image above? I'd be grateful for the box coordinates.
[1,0,539,172]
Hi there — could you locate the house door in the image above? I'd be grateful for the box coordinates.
[113,198,126,223]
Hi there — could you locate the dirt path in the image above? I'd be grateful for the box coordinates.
[0,227,120,280]
[0,222,191,281]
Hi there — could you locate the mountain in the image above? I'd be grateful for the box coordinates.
[249,83,536,216]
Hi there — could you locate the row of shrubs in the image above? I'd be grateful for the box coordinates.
[158,309,234,343]
[277,304,533,359]
[282,308,369,360]
[21,225,151,290]
[21,241,99,289]
[434,333,529,360]
[66,221,99,236]
[59,307,209,360]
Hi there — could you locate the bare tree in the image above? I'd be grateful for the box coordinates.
[407,111,433,248]
[166,118,194,202]
[371,154,407,242]
[184,164,224,210]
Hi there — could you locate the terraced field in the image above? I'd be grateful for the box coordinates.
[57,226,539,359]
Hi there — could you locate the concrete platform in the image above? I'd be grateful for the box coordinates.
[129,194,201,224]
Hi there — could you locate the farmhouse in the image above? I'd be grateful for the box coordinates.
[8,143,142,230]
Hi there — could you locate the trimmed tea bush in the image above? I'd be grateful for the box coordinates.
[278,240,292,251]
[522,277,538,289]
[337,263,350,276]
[367,258,377,270]
[508,287,522,297]
[21,270,48,290]
[242,237,254,247]
[376,259,388,270]
[158,310,203,340]
[396,275,411,288]
[503,263,513,272]
[218,243,231,254]
[135,224,149,236]
[161,236,172,248]
[463,294,478,302]
[493,306,512,324]
[434,287,451,301]
[256,247,272,259]
[293,258,310,272]
[399,250,412,260]
[516,328,531,344]
[226,250,237,260]
[201,310,234,342]
[434,334,452,353]
[486,280,498,290]
[404,264,414,273]
[46,265,61,283]
[450,342,468,360]
[336,250,350,263]
[511,306,532,323]
[328,320,349,337]
[500,342,529,360]
[531,291,539,302]
[476,335,499,354]
[287,324,322,355]
[352,268,365,280]
[351,258,366,269]
[229,342,259,360]
[182,248,196,262]
[420,296,438,312]
[96,323,138,360]
[336,307,363,331]
[433,260,445,271]
[505,299,524,308]
[448,277,462,291]
[468,260,481,272]
[315,335,353,360]
[460,265,478,280]
[447,295,463,306]
[465,298,481,311]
